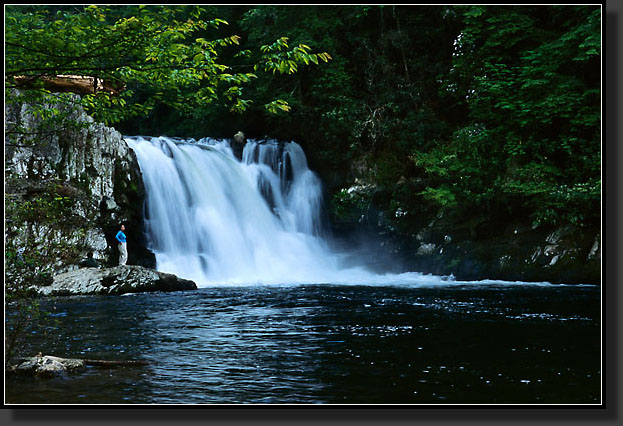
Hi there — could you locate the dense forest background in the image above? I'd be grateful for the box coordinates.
[120,5,602,233]
[6,5,601,279]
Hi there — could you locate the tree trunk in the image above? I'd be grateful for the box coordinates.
[13,75,124,95]
[393,6,410,82]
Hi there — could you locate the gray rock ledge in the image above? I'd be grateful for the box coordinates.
[33,265,197,296]
[9,355,86,377]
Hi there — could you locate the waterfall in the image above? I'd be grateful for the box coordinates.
[125,136,563,288]
[125,136,371,286]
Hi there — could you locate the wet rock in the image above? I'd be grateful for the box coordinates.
[499,255,512,268]
[545,225,574,245]
[231,130,246,159]
[100,196,120,213]
[416,243,437,256]
[34,265,197,296]
[10,355,86,377]
[587,235,600,261]
[233,130,245,144]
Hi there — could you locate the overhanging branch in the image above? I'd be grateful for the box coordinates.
[12,75,125,96]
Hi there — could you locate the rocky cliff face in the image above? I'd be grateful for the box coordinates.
[5,95,155,291]
[389,217,601,285]
[330,182,601,285]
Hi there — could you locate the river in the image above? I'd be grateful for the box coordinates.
[6,282,600,404]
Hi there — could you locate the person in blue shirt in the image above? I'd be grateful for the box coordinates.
[116,224,128,266]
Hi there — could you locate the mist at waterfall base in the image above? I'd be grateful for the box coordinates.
[126,136,557,289]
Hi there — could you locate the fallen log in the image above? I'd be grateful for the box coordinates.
[12,74,125,95]
[82,358,149,367]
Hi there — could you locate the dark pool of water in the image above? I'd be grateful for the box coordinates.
[5,283,601,405]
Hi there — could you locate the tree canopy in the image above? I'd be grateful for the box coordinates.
[5,5,601,231]
[5,5,331,129]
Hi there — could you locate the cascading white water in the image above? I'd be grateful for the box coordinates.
[242,140,326,237]
[126,136,368,285]
[126,136,560,288]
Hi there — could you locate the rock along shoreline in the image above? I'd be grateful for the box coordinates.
[32,265,197,297]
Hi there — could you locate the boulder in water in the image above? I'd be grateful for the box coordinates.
[9,355,86,377]
[33,265,197,296]
[231,130,246,159]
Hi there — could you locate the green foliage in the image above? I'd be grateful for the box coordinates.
[5,293,42,367]
[419,186,458,208]
[5,5,330,131]
[424,5,601,227]
[331,187,372,222]
[5,179,88,364]
[6,180,83,228]
[264,99,292,115]
[257,37,332,75]
[5,250,62,366]
[5,177,90,293]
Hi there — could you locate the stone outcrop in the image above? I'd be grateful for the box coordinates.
[8,355,86,377]
[34,265,197,296]
[5,92,155,291]
[399,220,601,284]
[5,96,134,209]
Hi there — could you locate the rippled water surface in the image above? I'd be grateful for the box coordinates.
[6,283,601,404]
